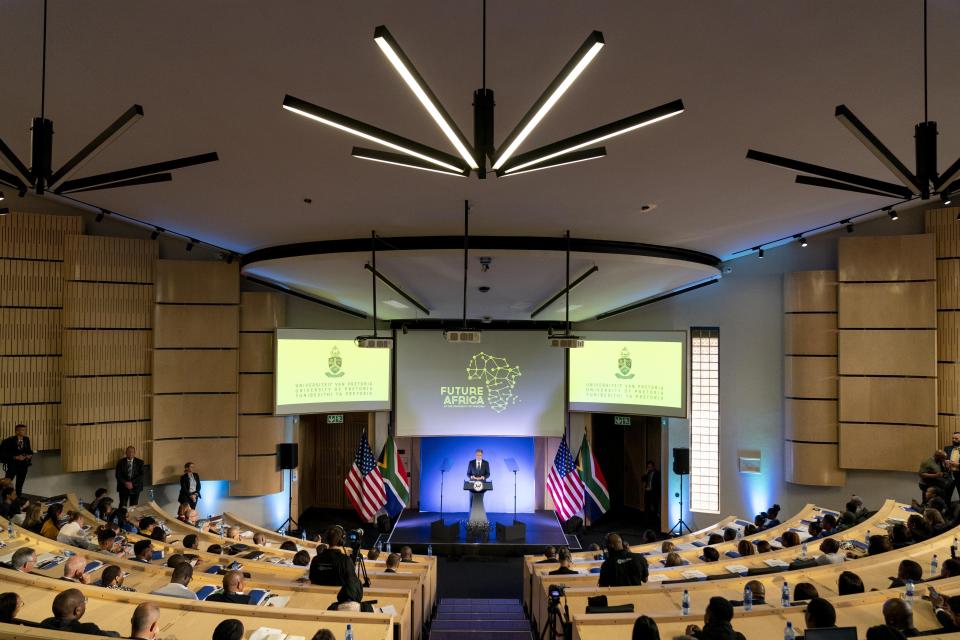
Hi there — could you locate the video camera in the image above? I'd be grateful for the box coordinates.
[548,584,565,605]
[345,528,364,561]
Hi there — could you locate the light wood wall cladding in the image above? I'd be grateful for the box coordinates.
[232,292,284,498]
[229,455,283,496]
[784,441,846,486]
[60,422,151,473]
[926,208,960,445]
[0,404,59,451]
[0,357,60,404]
[839,423,938,471]
[63,235,157,283]
[155,261,240,304]
[153,260,239,483]
[837,234,938,470]
[61,376,151,424]
[783,271,844,486]
[0,260,62,307]
[783,270,838,312]
[0,309,62,355]
[0,212,83,260]
[154,305,239,349]
[62,330,151,376]
[152,437,237,484]
[63,282,154,328]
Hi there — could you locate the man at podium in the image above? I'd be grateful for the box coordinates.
[467,449,490,481]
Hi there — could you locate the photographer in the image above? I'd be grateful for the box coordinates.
[598,533,649,587]
[309,526,358,587]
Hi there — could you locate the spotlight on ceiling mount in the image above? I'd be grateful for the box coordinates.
[0,192,5,202]
[843,219,854,233]
[150,227,164,240]
[885,207,899,221]
[797,235,808,248]
[943,192,954,206]
[185,238,195,252]
[95,209,107,222]
[0,208,8,216]
[755,247,764,259]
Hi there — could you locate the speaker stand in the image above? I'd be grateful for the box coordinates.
[277,467,299,534]
[668,473,692,536]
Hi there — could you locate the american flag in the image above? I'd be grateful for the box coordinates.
[344,433,386,523]
[546,438,585,521]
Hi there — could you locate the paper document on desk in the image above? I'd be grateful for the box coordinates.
[764,558,789,567]
[681,569,707,579]
[379,604,398,616]
[726,565,748,574]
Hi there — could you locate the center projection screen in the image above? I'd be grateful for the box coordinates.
[396,331,565,437]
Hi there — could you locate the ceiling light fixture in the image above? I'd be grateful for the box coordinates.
[150,227,164,240]
[95,209,106,222]
[0,192,4,202]
[356,231,394,349]
[886,207,899,221]
[797,236,808,248]
[0,208,8,216]
[0,1,218,197]
[843,220,855,233]
[283,0,682,180]
[943,192,954,206]
[746,0,960,205]
[185,239,195,252]
[549,230,584,348]
[756,247,765,259]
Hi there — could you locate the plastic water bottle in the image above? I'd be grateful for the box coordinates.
[952,537,958,559]
[784,621,796,640]
[301,529,306,541]
[736,528,743,540]
[781,581,790,607]
[931,554,939,577]
[6,520,13,540]
[743,585,753,612]
[905,579,915,601]
[385,542,391,553]
[864,529,871,545]
[801,542,808,559]
[345,623,354,640]
[681,590,690,616]
[376,541,382,552]
[147,488,155,502]
[427,544,433,556]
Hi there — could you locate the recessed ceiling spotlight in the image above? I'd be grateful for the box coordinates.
[478,286,490,293]
[303,197,312,204]
[639,203,657,213]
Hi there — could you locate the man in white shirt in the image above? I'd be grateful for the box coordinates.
[815,538,846,565]
[150,562,197,600]
[57,516,98,551]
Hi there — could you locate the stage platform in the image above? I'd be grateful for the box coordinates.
[381,509,579,556]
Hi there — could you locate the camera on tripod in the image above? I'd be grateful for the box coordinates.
[548,584,565,606]
[542,585,569,640]
[345,528,364,559]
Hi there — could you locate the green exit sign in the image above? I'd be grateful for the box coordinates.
[614,416,632,426]
[327,414,344,424]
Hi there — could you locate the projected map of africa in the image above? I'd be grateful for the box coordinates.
[466,352,522,413]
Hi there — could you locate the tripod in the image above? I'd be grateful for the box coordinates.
[539,598,569,640]
[276,467,298,534]
[354,547,371,587]
[668,472,692,535]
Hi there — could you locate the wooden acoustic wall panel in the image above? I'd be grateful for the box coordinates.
[783,270,843,485]
[240,292,286,331]
[938,312,960,362]
[155,261,240,304]
[783,271,838,313]
[152,395,238,439]
[229,455,282,496]
[925,207,960,257]
[63,235,157,284]
[238,373,273,414]
[0,309,62,356]
[838,330,937,377]
[61,376,151,424]
[0,357,60,404]
[0,404,59,451]
[784,442,846,486]
[939,363,960,416]
[938,260,960,310]
[0,212,83,260]
[839,377,937,426]
[0,260,62,307]
[837,234,936,282]
[62,330,151,376]
[152,437,237,484]
[239,332,273,373]
[839,423,938,471]
[63,282,153,329]
[927,209,960,445]
[154,305,239,349]
[60,422,151,473]
[237,416,285,455]
[838,282,937,328]
[152,350,238,394]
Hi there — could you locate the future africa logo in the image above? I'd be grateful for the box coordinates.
[615,347,635,379]
[325,346,345,378]
[440,352,521,413]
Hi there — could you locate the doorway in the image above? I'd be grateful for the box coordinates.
[590,414,662,529]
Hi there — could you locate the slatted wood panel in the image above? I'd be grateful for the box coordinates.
[0,356,60,404]
[299,414,369,509]
[231,292,284,497]
[927,209,960,445]
[0,260,62,307]
[837,234,938,470]
[0,212,84,259]
[783,271,843,486]
[0,404,59,451]
[61,235,156,472]
[0,309,62,355]
[153,260,239,483]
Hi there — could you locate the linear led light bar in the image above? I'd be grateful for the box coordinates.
[352,147,469,177]
[501,99,684,174]
[49,105,144,186]
[492,31,605,171]
[282,94,467,173]
[834,105,921,194]
[374,26,478,169]
[496,147,605,177]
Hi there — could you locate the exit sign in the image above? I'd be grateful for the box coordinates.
[327,414,344,424]
[614,416,632,426]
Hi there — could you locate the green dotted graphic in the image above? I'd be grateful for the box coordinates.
[466,352,521,413]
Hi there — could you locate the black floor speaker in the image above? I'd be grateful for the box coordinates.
[430,519,459,542]
[376,514,391,534]
[496,520,527,542]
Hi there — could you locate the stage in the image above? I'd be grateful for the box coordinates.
[381,509,579,555]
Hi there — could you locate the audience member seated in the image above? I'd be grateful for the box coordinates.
[41,587,120,636]
[807,521,823,539]
[183,533,199,551]
[212,619,245,640]
[722,528,737,542]
[132,540,153,563]
[309,527,356,587]
[384,553,400,573]
[150,562,197,600]
[819,514,839,537]
[763,504,782,529]
[781,531,801,548]
[702,547,720,563]
[793,582,819,603]
[838,570,865,595]
[805,597,837,632]
[942,558,960,579]
[57,511,97,550]
[367,548,380,561]
[587,543,601,552]
[40,503,63,539]
[753,513,766,529]
[293,550,311,566]
[312,631,336,640]
[207,570,249,604]
[207,544,223,555]
[108,507,138,534]
[165,554,186,569]
[150,527,166,543]
[890,524,912,549]
[684,596,746,640]
[742,524,758,537]
[641,530,658,544]
[253,532,266,546]
[736,540,755,556]
[87,488,108,511]
[928,591,960,632]
[400,546,415,562]
[100,564,134,592]
[661,540,675,554]
[730,580,765,607]
[598,533,648,587]
[868,534,892,556]
[226,526,242,542]
[96,527,122,555]
[91,496,113,522]
[755,540,773,554]
[20,502,42,533]
[816,539,845,565]
[9,547,36,574]
[848,495,871,522]
[279,541,298,552]
[865,624,908,640]
[328,580,373,613]
[907,515,932,543]
[128,602,159,640]
[889,559,923,588]
[924,508,948,535]
[882,598,919,637]
[549,550,578,575]
[664,552,684,567]
[0,487,17,518]
[61,554,89,584]
[632,615,661,640]
[706,533,723,545]
[0,591,30,626]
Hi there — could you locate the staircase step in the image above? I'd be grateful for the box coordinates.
[441,598,519,604]
[432,620,531,631]
[435,613,527,621]
[429,633,533,640]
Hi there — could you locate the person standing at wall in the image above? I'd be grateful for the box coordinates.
[115,446,145,507]
[0,425,33,497]
[178,462,201,509]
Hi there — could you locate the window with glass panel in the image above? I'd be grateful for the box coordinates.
[690,327,720,513]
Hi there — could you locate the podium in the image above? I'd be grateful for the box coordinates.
[463,480,492,524]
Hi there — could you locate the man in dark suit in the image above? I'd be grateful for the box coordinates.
[0,424,33,496]
[178,462,201,509]
[643,460,661,524]
[467,449,490,481]
[205,570,250,604]
[945,432,960,502]
[115,446,145,507]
